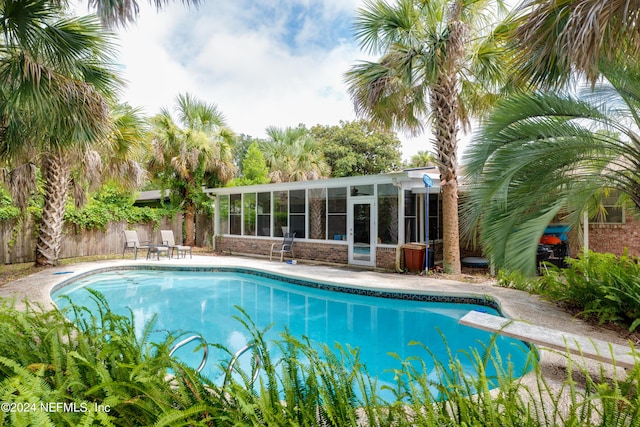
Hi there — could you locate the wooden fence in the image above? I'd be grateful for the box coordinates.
[0,216,186,265]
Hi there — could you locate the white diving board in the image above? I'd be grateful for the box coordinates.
[459,310,637,370]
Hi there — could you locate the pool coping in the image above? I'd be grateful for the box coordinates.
[50,264,503,313]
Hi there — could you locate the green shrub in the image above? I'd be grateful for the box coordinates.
[0,295,226,426]
[63,186,177,231]
[0,188,19,221]
[540,251,640,331]
[496,269,545,293]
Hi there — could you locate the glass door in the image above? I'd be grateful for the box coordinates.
[348,197,375,266]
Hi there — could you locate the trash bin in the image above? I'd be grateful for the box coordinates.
[403,243,426,272]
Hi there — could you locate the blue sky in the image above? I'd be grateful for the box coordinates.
[109,0,428,160]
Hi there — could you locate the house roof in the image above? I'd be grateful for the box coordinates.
[135,167,441,203]
[203,167,440,196]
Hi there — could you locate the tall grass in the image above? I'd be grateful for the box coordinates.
[0,296,637,425]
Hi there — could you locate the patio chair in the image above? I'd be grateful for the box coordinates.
[270,232,295,262]
[160,230,192,259]
[122,230,151,260]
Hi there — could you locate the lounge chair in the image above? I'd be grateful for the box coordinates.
[160,230,192,259]
[122,230,151,260]
[270,232,295,262]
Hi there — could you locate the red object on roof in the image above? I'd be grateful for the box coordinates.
[540,235,562,245]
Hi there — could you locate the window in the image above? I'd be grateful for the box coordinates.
[309,188,326,240]
[377,183,398,244]
[427,193,443,242]
[274,191,288,237]
[404,190,417,242]
[243,193,256,236]
[592,189,625,224]
[229,194,242,235]
[290,189,306,238]
[219,195,229,234]
[328,187,347,240]
[351,184,373,197]
[257,192,271,236]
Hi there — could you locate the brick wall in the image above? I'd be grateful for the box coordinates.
[587,213,640,256]
[216,236,349,264]
[216,236,408,270]
[376,246,397,270]
[458,212,640,260]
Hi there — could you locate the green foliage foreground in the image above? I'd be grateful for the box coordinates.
[0,297,638,426]
[541,251,640,333]
[497,251,640,333]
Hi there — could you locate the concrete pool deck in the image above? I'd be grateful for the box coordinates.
[1,254,637,384]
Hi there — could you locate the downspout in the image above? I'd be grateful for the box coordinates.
[423,174,434,272]
[207,193,217,252]
[392,178,404,272]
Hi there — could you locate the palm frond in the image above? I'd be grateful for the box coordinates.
[510,0,640,87]
[463,61,640,274]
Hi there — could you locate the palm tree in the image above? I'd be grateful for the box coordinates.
[510,0,640,87]
[0,0,123,266]
[78,0,200,27]
[262,126,330,183]
[346,0,512,274]
[461,58,640,275]
[407,150,436,168]
[148,93,236,246]
[100,103,149,190]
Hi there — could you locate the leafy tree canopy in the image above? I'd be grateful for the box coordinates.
[309,120,403,177]
[227,142,270,187]
[263,125,330,182]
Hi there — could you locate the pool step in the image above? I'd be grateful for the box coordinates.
[459,311,637,370]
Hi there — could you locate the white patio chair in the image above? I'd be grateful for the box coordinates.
[122,230,150,260]
[160,230,192,259]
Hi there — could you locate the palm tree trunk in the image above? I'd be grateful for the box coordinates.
[36,152,70,266]
[431,75,461,274]
[431,74,462,274]
[429,2,466,275]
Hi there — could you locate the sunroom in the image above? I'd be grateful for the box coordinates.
[206,167,442,271]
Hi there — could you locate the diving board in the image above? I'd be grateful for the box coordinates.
[459,310,637,370]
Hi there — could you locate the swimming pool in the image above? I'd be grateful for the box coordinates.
[52,267,534,399]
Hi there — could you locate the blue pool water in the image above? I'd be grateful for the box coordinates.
[52,268,533,399]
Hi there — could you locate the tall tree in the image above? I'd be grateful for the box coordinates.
[346,0,511,273]
[148,93,236,246]
[309,120,403,177]
[262,126,330,182]
[462,58,640,275]
[0,0,123,266]
[510,0,640,87]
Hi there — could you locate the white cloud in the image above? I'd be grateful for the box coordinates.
[110,0,429,159]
